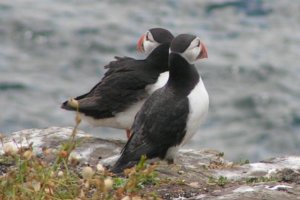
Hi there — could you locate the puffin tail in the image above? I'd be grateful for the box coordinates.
[110,154,138,174]
[111,131,155,174]
[61,98,79,111]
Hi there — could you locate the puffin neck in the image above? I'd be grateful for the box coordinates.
[167,53,200,95]
[146,43,170,71]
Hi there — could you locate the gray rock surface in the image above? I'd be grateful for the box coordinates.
[1,127,300,199]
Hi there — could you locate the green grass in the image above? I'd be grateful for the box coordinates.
[0,112,160,200]
[207,176,229,187]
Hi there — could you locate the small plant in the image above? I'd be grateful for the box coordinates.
[113,177,127,189]
[208,176,229,187]
[217,152,224,157]
[236,158,250,165]
[0,110,83,200]
[0,109,161,199]
[122,155,160,192]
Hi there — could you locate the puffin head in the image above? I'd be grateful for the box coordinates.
[170,34,208,64]
[137,28,174,55]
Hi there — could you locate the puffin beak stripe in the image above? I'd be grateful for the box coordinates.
[137,34,145,53]
[198,42,208,59]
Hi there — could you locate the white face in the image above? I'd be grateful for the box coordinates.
[178,37,202,64]
[142,31,160,55]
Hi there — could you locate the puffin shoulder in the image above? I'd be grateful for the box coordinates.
[103,56,141,76]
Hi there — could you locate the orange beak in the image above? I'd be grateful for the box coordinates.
[198,42,208,59]
[137,34,145,53]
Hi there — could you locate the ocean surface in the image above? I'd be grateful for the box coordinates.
[0,0,299,162]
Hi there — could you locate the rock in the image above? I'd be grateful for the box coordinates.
[1,127,300,200]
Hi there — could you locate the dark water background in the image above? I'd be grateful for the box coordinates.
[0,0,299,162]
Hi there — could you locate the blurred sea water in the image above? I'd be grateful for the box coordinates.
[0,0,299,161]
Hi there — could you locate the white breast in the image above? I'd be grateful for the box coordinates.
[80,72,169,130]
[79,114,122,129]
[146,71,169,94]
[116,71,169,129]
[181,77,209,146]
[114,99,146,129]
[79,99,146,130]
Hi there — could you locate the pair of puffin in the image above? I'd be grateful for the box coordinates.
[61,28,209,173]
[62,28,173,138]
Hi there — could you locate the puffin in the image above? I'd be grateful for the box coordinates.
[111,34,209,173]
[61,28,174,138]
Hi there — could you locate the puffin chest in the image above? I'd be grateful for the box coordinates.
[182,78,209,145]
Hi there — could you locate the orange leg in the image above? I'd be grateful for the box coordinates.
[126,129,131,139]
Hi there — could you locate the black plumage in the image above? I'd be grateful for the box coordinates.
[61,28,174,128]
[111,34,209,173]
[111,87,189,171]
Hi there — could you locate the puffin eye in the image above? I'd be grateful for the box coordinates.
[145,32,155,42]
[194,40,201,48]
[191,39,200,49]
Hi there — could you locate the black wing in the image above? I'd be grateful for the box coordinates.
[76,56,137,100]
[103,56,135,76]
[61,57,158,119]
[111,87,189,173]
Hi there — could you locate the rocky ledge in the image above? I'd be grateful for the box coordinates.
[1,127,300,200]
